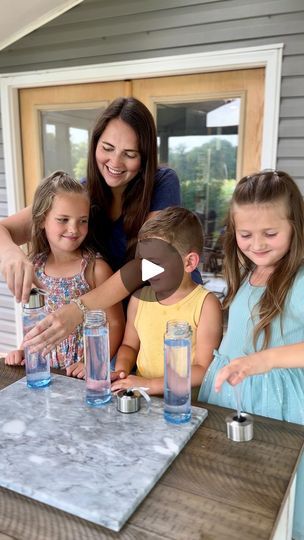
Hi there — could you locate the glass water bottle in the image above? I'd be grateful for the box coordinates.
[164,320,192,424]
[23,287,51,388]
[84,310,111,407]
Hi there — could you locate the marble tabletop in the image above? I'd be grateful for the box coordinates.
[0,374,207,532]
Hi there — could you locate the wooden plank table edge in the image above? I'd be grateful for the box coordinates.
[0,359,304,540]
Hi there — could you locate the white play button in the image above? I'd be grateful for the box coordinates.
[122,238,184,300]
[141,259,164,281]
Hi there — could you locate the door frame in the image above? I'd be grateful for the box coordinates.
[1,43,283,216]
[0,43,283,343]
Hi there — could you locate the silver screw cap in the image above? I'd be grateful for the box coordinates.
[23,287,46,309]
[226,412,254,442]
[116,390,141,413]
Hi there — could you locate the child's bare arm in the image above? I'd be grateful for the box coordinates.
[88,258,125,359]
[5,349,25,366]
[215,341,304,392]
[114,344,137,377]
[66,362,85,379]
[112,295,139,381]
[193,293,222,387]
[111,373,164,394]
[111,295,166,395]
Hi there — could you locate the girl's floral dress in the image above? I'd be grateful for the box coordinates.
[33,252,92,368]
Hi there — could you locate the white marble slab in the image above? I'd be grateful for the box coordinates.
[0,374,207,531]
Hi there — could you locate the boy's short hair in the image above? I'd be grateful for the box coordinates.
[138,206,204,257]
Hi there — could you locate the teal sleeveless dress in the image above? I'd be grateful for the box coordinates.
[199,265,304,540]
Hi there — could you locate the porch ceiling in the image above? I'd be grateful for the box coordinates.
[0,0,83,52]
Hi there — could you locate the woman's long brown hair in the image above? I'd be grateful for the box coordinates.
[87,97,157,266]
[223,170,304,349]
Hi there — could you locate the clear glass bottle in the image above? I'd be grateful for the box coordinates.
[164,320,192,424]
[23,288,51,388]
[84,310,111,407]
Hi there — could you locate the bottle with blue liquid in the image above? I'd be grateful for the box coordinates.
[23,288,51,388]
[84,310,111,407]
[164,320,192,424]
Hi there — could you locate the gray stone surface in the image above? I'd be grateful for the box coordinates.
[0,374,207,531]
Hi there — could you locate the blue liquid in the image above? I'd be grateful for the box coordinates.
[27,371,51,388]
[85,333,111,407]
[164,394,191,424]
[86,385,111,407]
[24,349,51,388]
[164,337,191,424]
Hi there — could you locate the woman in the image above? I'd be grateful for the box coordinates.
[0,97,180,304]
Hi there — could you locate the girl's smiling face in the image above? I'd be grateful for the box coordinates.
[95,118,141,193]
[43,192,89,255]
[234,199,293,271]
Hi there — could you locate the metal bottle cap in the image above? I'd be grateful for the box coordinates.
[23,287,46,309]
[226,412,254,442]
[117,390,141,413]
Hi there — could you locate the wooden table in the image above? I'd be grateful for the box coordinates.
[0,359,303,540]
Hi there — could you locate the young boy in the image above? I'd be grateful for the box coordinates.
[111,207,222,395]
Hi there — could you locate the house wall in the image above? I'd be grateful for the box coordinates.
[0,113,16,350]
[0,0,303,350]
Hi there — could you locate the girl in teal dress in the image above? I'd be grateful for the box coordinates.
[198,170,304,540]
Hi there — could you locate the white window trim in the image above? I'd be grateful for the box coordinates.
[0,43,283,342]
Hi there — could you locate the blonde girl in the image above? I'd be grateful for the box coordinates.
[5,171,124,377]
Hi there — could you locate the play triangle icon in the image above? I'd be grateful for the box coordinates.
[142,259,164,281]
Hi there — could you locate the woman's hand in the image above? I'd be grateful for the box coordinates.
[0,206,34,303]
[22,303,83,355]
[0,246,38,303]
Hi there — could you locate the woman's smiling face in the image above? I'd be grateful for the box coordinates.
[95,117,141,193]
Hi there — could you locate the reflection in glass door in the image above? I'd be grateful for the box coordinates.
[19,80,127,205]
[156,98,240,275]
[41,108,102,179]
[20,69,264,278]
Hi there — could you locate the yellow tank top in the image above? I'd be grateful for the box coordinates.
[134,285,210,378]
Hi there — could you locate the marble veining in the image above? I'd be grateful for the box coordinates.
[0,375,207,531]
